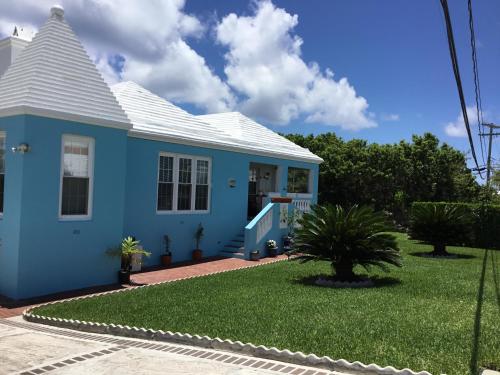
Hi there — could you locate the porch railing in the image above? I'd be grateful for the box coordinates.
[244,202,284,258]
[292,199,311,213]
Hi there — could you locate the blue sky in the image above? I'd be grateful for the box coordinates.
[1,0,499,168]
[186,0,500,158]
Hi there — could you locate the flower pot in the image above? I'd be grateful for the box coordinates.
[161,254,172,267]
[250,251,260,261]
[118,270,130,284]
[268,247,278,257]
[192,249,203,262]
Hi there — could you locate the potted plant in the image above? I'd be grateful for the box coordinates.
[266,239,278,257]
[160,235,172,267]
[284,209,301,248]
[192,223,204,262]
[107,236,151,284]
[250,249,260,261]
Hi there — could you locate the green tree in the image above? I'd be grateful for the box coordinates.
[285,132,479,223]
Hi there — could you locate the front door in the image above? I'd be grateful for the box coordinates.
[247,163,278,219]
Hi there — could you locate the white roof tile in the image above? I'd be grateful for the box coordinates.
[198,112,323,163]
[0,7,131,129]
[112,82,322,163]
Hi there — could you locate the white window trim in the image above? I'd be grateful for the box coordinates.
[287,166,312,195]
[156,152,211,215]
[0,131,5,218]
[58,134,95,221]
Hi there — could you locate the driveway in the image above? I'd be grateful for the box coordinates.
[0,318,342,375]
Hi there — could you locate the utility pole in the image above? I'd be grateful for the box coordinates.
[481,123,500,186]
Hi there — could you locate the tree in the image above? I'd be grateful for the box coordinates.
[285,132,479,223]
[292,204,401,280]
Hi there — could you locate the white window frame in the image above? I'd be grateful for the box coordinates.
[156,152,211,214]
[286,166,312,196]
[58,134,95,221]
[0,131,5,218]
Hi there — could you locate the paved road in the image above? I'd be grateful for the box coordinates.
[0,318,343,375]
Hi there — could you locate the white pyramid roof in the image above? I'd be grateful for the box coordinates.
[0,6,131,129]
[113,82,322,163]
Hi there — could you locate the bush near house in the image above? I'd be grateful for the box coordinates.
[409,202,500,250]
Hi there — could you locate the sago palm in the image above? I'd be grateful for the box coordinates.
[409,203,472,255]
[292,204,401,281]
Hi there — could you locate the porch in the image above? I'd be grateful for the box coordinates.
[219,161,315,260]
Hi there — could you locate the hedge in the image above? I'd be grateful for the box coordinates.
[410,202,500,250]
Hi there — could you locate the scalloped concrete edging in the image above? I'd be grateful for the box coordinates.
[22,258,432,375]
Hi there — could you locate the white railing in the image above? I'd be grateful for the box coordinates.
[256,208,273,243]
[292,199,311,213]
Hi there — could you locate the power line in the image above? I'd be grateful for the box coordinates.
[439,0,483,176]
[468,0,486,165]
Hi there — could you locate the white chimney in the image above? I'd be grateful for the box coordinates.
[0,29,32,79]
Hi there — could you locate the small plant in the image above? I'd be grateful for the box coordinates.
[163,235,171,256]
[291,204,401,281]
[266,239,278,257]
[161,235,172,267]
[194,223,204,249]
[107,236,151,284]
[409,203,472,256]
[192,223,205,262]
[266,240,277,249]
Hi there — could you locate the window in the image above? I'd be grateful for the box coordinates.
[157,153,210,213]
[157,155,174,211]
[177,158,192,210]
[195,160,209,210]
[287,167,310,194]
[0,132,5,215]
[60,135,94,219]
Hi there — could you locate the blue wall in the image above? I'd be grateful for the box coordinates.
[0,116,26,298]
[0,114,319,299]
[125,137,318,266]
[0,115,128,299]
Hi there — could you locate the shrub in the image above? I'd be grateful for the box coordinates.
[408,204,472,255]
[292,204,401,281]
[410,202,500,250]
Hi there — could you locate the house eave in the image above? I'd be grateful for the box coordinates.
[0,105,132,130]
[128,129,323,164]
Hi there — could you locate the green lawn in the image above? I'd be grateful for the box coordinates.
[34,234,499,374]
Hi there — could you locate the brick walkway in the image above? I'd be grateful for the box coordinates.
[0,255,286,319]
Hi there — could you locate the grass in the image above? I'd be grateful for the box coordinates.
[34,233,499,375]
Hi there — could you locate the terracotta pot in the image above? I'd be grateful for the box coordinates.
[192,249,203,262]
[160,254,172,267]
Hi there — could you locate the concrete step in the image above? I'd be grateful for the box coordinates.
[219,250,246,259]
[224,244,244,251]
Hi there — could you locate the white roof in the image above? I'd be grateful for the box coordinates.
[198,112,323,163]
[0,7,131,130]
[112,82,321,163]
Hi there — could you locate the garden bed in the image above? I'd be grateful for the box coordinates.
[30,234,499,375]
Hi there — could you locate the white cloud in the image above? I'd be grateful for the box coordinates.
[0,0,235,112]
[215,1,376,130]
[381,113,400,121]
[1,0,378,128]
[444,106,477,138]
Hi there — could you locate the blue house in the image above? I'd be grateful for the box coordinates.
[0,6,322,300]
